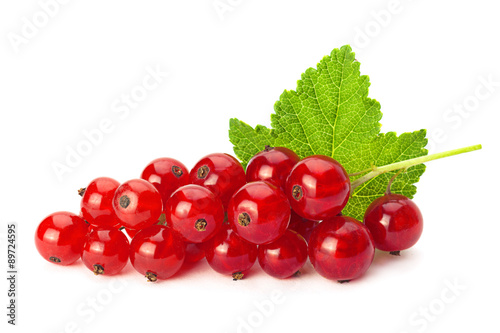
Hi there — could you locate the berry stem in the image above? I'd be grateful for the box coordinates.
[385,168,405,195]
[348,165,376,177]
[351,144,482,190]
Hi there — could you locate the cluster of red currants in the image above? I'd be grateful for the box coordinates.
[35,147,423,283]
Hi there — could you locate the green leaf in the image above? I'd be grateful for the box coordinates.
[228,45,428,220]
[228,119,275,169]
[345,130,427,220]
[272,45,382,168]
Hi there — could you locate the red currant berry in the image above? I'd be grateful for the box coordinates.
[287,211,320,243]
[82,228,130,276]
[258,230,308,279]
[141,157,189,207]
[80,177,121,228]
[286,155,350,221]
[189,153,246,208]
[112,179,163,230]
[228,181,290,245]
[364,194,423,254]
[205,226,257,280]
[246,146,300,189]
[130,225,185,281]
[185,242,206,263]
[308,216,375,282]
[35,212,88,265]
[166,185,224,243]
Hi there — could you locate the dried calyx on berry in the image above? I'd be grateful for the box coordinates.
[145,272,158,282]
[93,264,104,275]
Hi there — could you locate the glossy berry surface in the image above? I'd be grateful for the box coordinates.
[258,230,307,279]
[246,146,300,189]
[287,211,320,243]
[141,157,189,208]
[80,177,121,228]
[130,225,185,281]
[228,181,291,245]
[35,212,88,265]
[309,216,375,282]
[364,194,423,252]
[166,185,224,243]
[184,242,206,263]
[112,179,163,230]
[205,226,257,279]
[189,153,246,208]
[285,155,350,221]
[82,228,130,276]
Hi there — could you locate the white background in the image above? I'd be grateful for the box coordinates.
[1,1,499,332]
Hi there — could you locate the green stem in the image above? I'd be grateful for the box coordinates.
[348,167,374,177]
[351,144,482,190]
[385,168,405,195]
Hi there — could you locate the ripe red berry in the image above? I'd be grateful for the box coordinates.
[364,194,423,254]
[185,242,206,263]
[165,185,224,243]
[245,146,300,189]
[287,211,320,243]
[189,153,246,208]
[258,230,307,279]
[308,216,375,282]
[205,226,257,280]
[228,181,291,245]
[35,211,88,265]
[112,179,163,230]
[80,177,121,228]
[285,155,350,221]
[141,157,189,207]
[82,228,130,276]
[130,225,185,281]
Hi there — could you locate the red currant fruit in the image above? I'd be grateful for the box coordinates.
[82,228,129,276]
[364,194,423,254]
[189,153,245,208]
[35,212,88,265]
[185,242,206,263]
[287,211,320,243]
[258,230,307,279]
[228,181,290,245]
[80,177,121,228]
[112,179,163,230]
[130,225,185,281]
[205,225,257,280]
[285,155,350,221]
[141,157,189,207]
[246,146,299,189]
[166,184,224,243]
[309,216,375,282]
